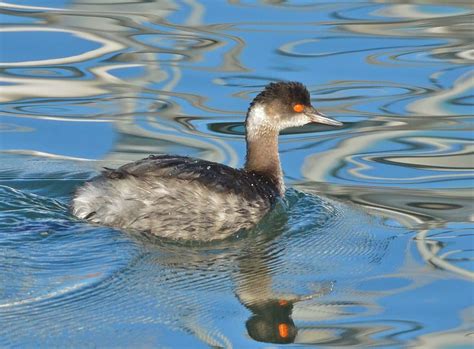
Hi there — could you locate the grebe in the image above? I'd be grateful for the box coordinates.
[71,82,342,240]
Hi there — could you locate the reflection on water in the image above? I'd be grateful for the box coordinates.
[0,0,473,347]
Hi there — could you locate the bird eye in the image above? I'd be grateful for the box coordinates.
[293,104,304,113]
[278,323,289,338]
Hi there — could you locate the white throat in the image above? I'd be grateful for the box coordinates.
[245,103,285,195]
[246,104,278,140]
[246,103,310,139]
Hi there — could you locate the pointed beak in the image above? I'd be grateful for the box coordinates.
[305,107,343,127]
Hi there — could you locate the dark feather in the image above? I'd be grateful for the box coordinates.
[100,155,279,203]
[250,81,311,109]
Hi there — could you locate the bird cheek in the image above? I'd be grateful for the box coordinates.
[299,114,313,126]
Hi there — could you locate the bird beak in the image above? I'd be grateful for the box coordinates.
[305,107,343,127]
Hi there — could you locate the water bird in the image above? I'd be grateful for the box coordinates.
[71,81,342,240]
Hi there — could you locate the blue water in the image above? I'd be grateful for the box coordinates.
[0,1,473,347]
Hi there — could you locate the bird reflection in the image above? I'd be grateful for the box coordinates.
[132,202,336,346]
[236,252,333,344]
[245,299,297,344]
[234,242,299,344]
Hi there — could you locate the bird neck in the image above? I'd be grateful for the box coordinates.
[244,104,285,195]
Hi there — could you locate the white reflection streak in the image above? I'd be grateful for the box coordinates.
[0,1,62,12]
[0,281,88,308]
[302,129,407,182]
[344,138,473,181]
[0,63,143,104]
[375,4,466,19]
[408,70,474,115]
[416,229,474,279]
[303,130,472,183]
[92,64,144,84]
[1,114,111,122]
[0,27,124,67]
[186,320,233,349]
[0,27,129,103]
[359,202,474,280]
[183,0,205,26]
[1,149,94,161]
[387,138,473,170]
[415,307,474,347]
[0,76,106,103]
[346,158,470,181]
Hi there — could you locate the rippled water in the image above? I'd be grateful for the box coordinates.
[1,1,473,347]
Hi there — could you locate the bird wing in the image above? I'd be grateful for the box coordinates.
[101,155,279,202]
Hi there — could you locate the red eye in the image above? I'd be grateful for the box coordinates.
[293,104,304,113]
[278,323,289,338]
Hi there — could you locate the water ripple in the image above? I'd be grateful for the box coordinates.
[0,27,124,67]
[1,0,473,347]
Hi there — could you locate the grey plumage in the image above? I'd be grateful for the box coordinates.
[72,155,279,241]
[71,82,342,241]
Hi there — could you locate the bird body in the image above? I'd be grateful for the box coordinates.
[72,155,278,240]
[71,82,342,240]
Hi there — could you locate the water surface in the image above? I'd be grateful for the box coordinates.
[0,0,473,347]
